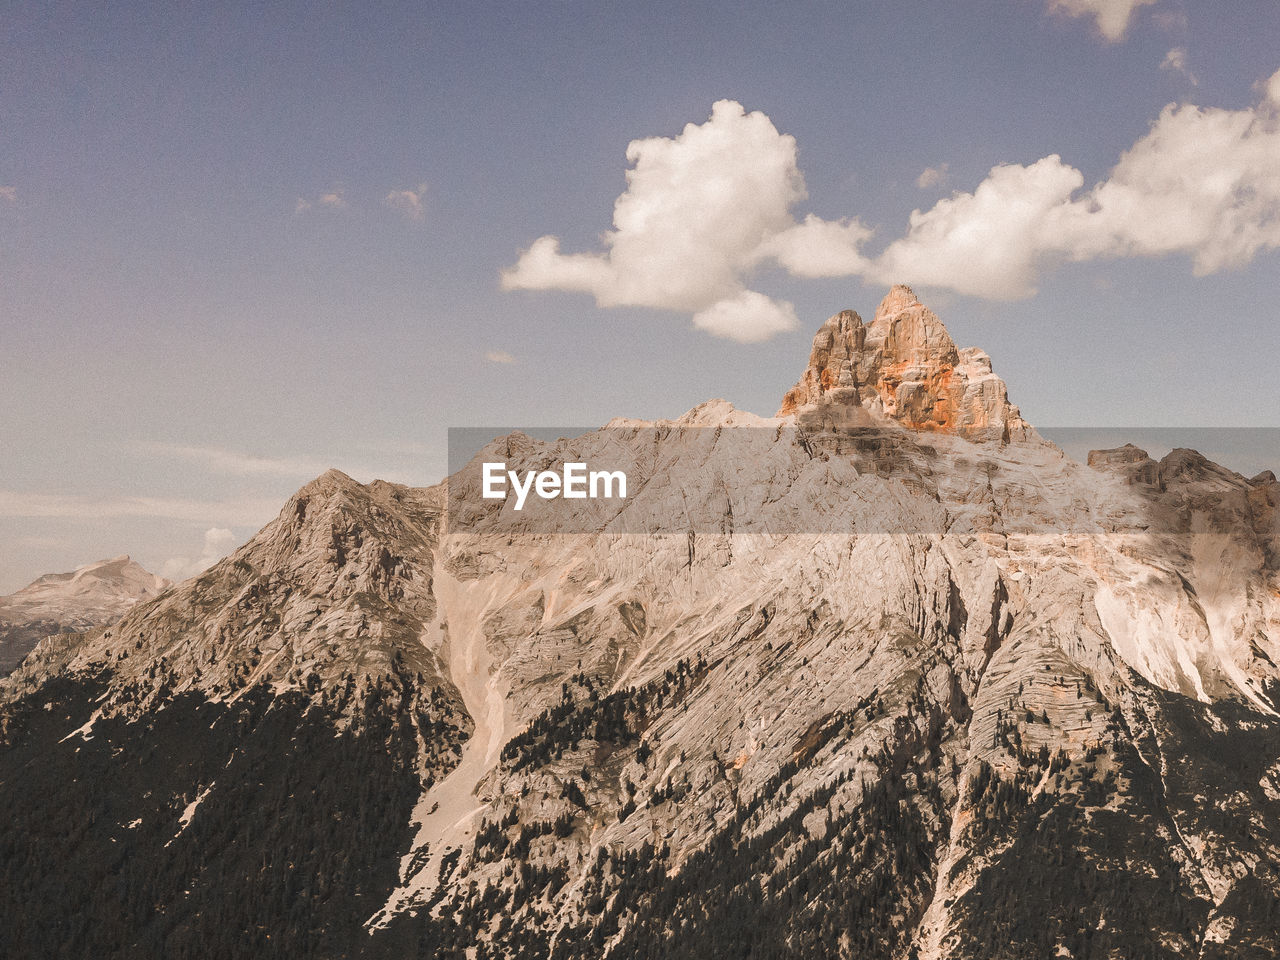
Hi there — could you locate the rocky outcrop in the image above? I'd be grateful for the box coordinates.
[0,555,169,675]
[779,284,1035,442]
[1088,442,1158,477]
[6,470,461,712]
[3,288,1280,960]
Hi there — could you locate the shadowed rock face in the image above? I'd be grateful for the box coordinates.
[3,289,1280,960]
[779,285,1035,442]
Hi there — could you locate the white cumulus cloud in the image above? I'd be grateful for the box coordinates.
[1088,83,1280,271]
[878,70,1280,297]
[1046,0,1160,42]
[502,100,870,342]
[692,290,799,343]
[505,72,1280,325]
[162,527,239,582]
[874,156,1088,299]
[760,215,872,279]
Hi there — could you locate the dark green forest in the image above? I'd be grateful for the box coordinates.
[0,673,463,960]
[4,666,1280,960]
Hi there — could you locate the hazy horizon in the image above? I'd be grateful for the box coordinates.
[4,0,1279,592]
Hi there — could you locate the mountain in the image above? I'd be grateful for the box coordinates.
[3,286,1280,960]
[0,555,169,676]
[777,283,1034,442]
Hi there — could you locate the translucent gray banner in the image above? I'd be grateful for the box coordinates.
[445,426,1279,536]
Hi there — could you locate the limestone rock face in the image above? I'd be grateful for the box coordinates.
[5,469,461,711]
[0,555,169,675]
[4,290,1280,959]
[779,284,1035,442]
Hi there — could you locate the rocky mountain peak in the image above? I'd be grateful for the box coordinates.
[5,289,1280,958]
[18,554,168,597]
[778,285,1035,442]
[28,466,455,713]
[0,555,170,675]
[3,555,168,612]
[872,281,923,318]
[866,283,960,369]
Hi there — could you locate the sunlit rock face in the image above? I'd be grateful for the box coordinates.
[780,284,1034,442]
[0,555,169,675]
[3,288,1280,960]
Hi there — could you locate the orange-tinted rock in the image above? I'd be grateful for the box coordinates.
[777,309,865,416]
[778,285,1035,442]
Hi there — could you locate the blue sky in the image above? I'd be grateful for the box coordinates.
[2,0,1279,590]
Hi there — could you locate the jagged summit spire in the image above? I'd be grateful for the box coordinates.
[874,283,923,317]
[778,286,1034,442]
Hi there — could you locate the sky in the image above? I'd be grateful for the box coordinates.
[2,0,1279,592]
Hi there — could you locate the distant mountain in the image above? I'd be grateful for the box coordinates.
[3,287,1279,959]
[0,555,169,675]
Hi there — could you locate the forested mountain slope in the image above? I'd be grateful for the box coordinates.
[4,287,1279,959]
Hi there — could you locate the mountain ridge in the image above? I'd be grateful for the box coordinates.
[3,287,1280,959]
[0,554,169,676]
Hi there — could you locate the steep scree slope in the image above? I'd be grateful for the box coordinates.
[3,286,1280,960]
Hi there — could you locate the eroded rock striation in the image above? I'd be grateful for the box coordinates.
[3,289,1280,960]
[780,284,1035,442]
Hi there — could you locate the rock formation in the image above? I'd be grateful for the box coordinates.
[3,289,1279,960]
[779,284,1035,442]
[0,555,169,675]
